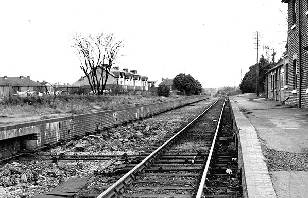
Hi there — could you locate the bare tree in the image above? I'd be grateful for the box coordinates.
[73,33,123,95]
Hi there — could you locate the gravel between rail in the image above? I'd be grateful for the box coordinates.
[0,98,215,198]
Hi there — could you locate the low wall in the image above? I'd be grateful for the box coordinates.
[230,99,276,198]
[0,97,206,159]
[228,100,247,198]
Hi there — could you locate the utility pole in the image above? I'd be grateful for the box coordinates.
[298,0,302,108]
[254,31,260,96]
[271,49,276,64]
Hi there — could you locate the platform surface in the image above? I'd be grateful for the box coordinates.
[231,94,308,198]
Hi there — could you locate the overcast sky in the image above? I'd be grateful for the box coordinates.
[0,0,287,88]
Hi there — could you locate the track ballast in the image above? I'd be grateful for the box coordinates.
[97,98,238,198]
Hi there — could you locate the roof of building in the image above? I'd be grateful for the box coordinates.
[125,72,133,77]
[112,70,121,78]
[73,67,149,86]
[141,76,148,81]
[0,76,42,87]
[266,59,285,74]
[72,77,88,87]
[160,78,173,86]
[281,0,289,3]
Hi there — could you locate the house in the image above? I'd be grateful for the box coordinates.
[72,67,149,93]
[0,76,44,98]
[141,76,149,91]
[148,80,156,88]
[131,70,141,91]
[114,68,149,91]
[123,68,134,90]
[73,72,118,88]
[280,0,308,107]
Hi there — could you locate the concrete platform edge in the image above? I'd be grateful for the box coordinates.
[230,100,276,198]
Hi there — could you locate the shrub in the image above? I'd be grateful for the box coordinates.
[2,95,23,105]
[157,84,170,97]
[173,73,202,95]
[70,87,90,95]
[2,95,54,106]
[239,55,272,94]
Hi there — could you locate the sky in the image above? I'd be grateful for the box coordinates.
[0,0,287,88]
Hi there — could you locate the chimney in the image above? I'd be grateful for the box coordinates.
[130,70,137,74]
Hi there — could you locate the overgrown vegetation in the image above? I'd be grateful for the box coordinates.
[1,95,177,108]
[0,95,186,125]
[215,86,241,96]
[157,84,170,97]
[173,73,202,95]
[239,55,272,94]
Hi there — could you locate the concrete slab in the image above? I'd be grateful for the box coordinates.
[231,94,308,198]
[46,177,88,196]
[32,177,89,198]
[232,95,308,153]
[271,171,308,198]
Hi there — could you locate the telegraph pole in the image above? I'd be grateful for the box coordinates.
[255,31,260,96]
[298,0,302,108]
[271,49,276,64]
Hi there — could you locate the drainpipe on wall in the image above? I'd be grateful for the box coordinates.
[298,0,303,108]
[266,75,268,99]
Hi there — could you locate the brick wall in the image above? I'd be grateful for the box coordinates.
[0,97,206,159]
[285,0,308,107]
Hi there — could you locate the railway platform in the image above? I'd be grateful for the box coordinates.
[231,94,308,198]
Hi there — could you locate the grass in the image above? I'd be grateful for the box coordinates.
[0,94,186,123]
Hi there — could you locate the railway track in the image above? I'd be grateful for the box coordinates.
[0,98,242,198]
[0,99,210,166]
[94,98,240,198]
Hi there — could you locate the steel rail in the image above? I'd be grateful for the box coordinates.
[96,99,219,198]
[195,99,226,198]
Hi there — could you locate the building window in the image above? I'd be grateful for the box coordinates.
[292,0,297,24]
[285,64,289,85]
[275,71,278,90]
[293,60,297,89]
[280,69,284,88]
[271,74,274,91]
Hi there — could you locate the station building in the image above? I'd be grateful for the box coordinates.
[267,0,308,107]
[279,0,308,107]
[266,57,289,102]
